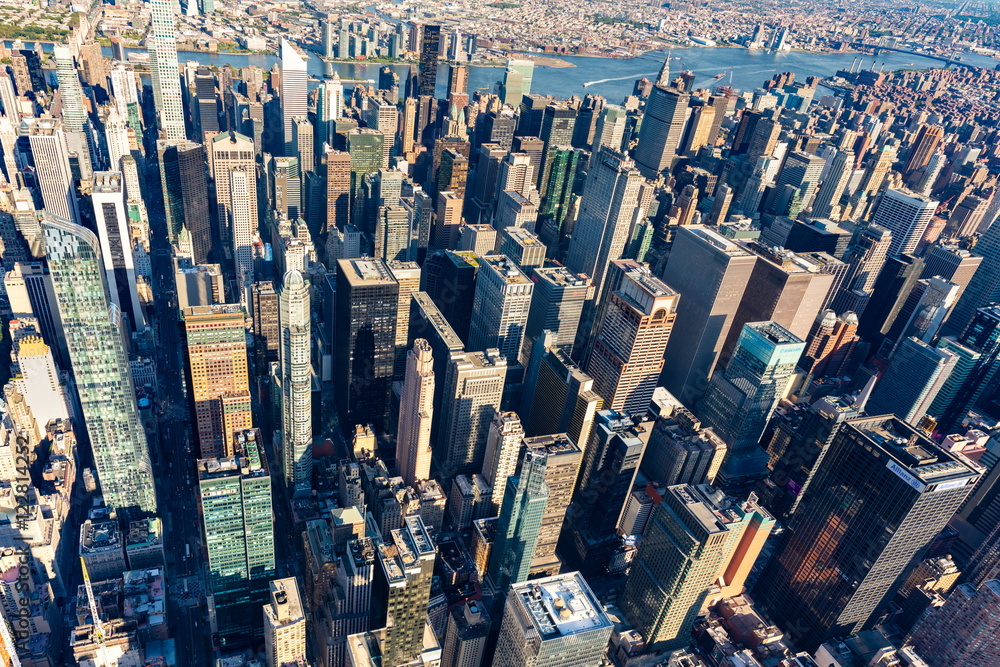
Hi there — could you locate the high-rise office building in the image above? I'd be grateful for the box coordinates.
[522,433,584,576]
[229,166,257,301]
[871,188,938,257]
[523,340,602,447]
[481,411,524,513]
[770,151,825,218]
[634,84,690,177]
[830,224,893,315]
[334,259,399,431]
[43,218,157,516]
[498,227,545,274]
[755,416,979,651]
[493,572,613,667]
[280,39,309,156]
[279,270,313,495]
[700,322,805,481]
[935,305,1000,431]
[441,601,490,667]
[587,267,678,414]
[945,221,1000,338]
[194,66,220,137]
[468,255,534,362]
[801,309,860,377]
[641,403,727,488]
[91,172,147,330]
[867,337,957,425]
[486,449,548,596]
[158,139,211,251]
[719,243,834,366]
[902,124,944,176]
[263,578,306,667]
[566,410,651,572]
[437,349,507,480]
[199,430,275,648]
[183,304,253,459]
[386,261,421,380]
[149,0,185,139]
[348,127,385,197]
[27,118,77,223]
[418,25,441,96]
[522,267,590,362]
[565,149,646,298]
[618,484,748,651]
[659,226,757,406]
[251,281,279,367]
[210,132,257,243]
[396,340,435,485]
[377,515,436,666]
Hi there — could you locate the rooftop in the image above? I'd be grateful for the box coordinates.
[523,433,581,456]
[340,258,395,285]
[534,266,590,288]
[747,321,802,345]
[511,572,612,638]
[483,254,532,284]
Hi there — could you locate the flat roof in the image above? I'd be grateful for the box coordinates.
[511,572,612,638]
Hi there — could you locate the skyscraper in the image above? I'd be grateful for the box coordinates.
[944,220,1000,338]
[27,118,77,222]
[279,270,312,496]
[396,340,435,485]
[183,304,253,459]
[481,411,524,513]
[618,484,748,651]
[522,433,584,576]
[755,415,979,651]
[440,601,490,667]
[91,172,147,330]
[935,305,1000,431]
[263,578,306,667]
[565,149,645,298]
[633,84,690,177]
[493,572,613,667]
[699,322,805,481]
[485,449,548,596]
[149,0,185,139]
[719,243,834,366]
[43,218,157,517]
[468,255,534,362]
[158,139,211,251]
[867,337,957,425]
[522,267,590,362]
[210,131,257,246]
[280,39,309,156]
[199,430,275,647]
[386,261,422,380]
[830,223,893,315]
[659,226,757,406]
[437,349,507,479]
[870,188,938,257]
[377,515,436,666]
[586,267,678,414]
[229,166,257,301]
[418,25,441,96]
[334,259,399,431]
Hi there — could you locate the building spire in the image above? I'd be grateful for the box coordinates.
[657,49,672,87]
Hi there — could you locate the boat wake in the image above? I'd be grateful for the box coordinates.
[583,72,658,87]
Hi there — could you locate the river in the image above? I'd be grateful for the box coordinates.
[9,38,998,101]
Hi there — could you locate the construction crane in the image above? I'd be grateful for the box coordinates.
[80,557,111,667]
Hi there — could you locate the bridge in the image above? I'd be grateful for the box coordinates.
[848,42,974,69]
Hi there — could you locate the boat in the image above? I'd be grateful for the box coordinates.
[713,72,725,79]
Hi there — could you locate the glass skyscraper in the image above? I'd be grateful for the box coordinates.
[486,449,549,597]
[198,430,275,648]
[43,218,157,517]
[699,321,805,482]
[754,415,979,651]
